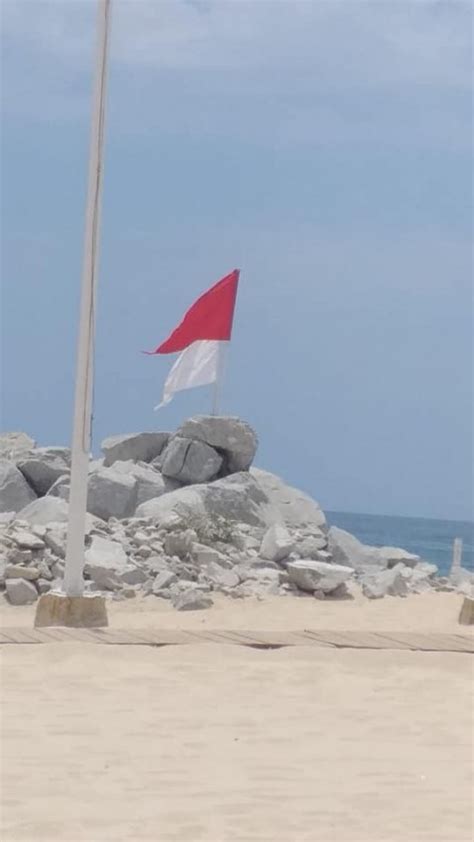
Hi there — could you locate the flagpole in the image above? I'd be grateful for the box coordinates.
[212,342,227,416]
[63,0,112,597]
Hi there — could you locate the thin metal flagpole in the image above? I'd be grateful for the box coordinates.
[63,0,112,596]
[211,342,227,416]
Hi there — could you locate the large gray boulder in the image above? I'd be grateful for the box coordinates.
[87,466,137,520]
[177,416,258,473]
[111,461,179,507]
[251,468,327,530]
[17,497,100,531]
[287,560,354,594]
[17,496,70,525]
[101,432,169,467]
[17,447,71,496]
[0,460,37,512]
[328,527,420,572]
[161,437,223,484]
[136,472,276,528]
[0,432,36,461]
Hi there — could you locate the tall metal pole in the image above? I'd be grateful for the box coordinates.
[63,0,111,596]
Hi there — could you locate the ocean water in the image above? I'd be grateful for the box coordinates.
[325,511,474,577]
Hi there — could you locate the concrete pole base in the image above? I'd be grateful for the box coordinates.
[34,592,108,628]
[458,596,474,626]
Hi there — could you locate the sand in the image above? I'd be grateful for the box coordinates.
[1,592,473,842]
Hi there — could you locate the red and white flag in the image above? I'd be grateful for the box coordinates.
[146,269,240,408]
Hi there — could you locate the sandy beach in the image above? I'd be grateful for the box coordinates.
[1,592,473,842]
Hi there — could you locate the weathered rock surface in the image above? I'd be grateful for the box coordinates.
[112,461,179,507]
[172,588,213,611]
[328,527,420,572]
[136,472,275,527]
[0,460,37,513]
[87,466,137,521]
[85,536,130,591]
[260,524,294,562]
[17,447,71,496]
[161,437,223,484]
[5,577,38,604]
[0,432,36,461]
[102,432,169,467]
[177,416,258,473]
[361,564,409,599]
[287,560,354,594]
[293,531,328,558]
[251,468,326,530]
[4,564,41,581]
[10,529,45,550]
[17,496,69,525]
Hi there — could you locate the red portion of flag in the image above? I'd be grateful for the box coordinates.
[147,269,240,355]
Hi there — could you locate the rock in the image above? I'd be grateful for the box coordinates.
[5,578,38,604]
[85,536,128,572]
[36,560,54,581]
[0,460,37,513]
[380,547,421,569]
[44,526,67,558]
[6,547,33,565]
[17,447,71,496]
[260,524,295,562]
[191,544,232,568]
[147,556,172,574]
[177,416,258,473]
[410,562,438,584]
[294,532,328,558]
[17,497,69,526]
[4,564,41,580]
[172,589,213,611]
[102,432,169,466]
[136,472,276,528]
[251,468,327,530]
[87,466,137,521]
[117,566,148,586]
[0,432,36,461]
[10,529,45,550]
[328,526,420,572]
[36,578,52,595]
[111,461,179,507]
[153,570,177,592]
[202,561,239,589]
[161,437,222,484]
[46,475,70,501]
[328,527,377,570]
[287,560,354,594]
[361,564,409,599]
[164,530,196,558]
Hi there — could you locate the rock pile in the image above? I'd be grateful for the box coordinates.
[0,417,469,610]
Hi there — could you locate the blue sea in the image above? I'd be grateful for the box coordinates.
[325,512,474,577]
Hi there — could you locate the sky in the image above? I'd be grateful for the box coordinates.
[1,0,472,521]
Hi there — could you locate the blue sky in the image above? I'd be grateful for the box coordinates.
[1,0,472,520]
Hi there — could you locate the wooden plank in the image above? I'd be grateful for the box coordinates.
[0,627,472,652]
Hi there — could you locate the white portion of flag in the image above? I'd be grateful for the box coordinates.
[155,340,223,410]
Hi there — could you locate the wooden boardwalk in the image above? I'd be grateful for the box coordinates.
[0,627,472,652]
